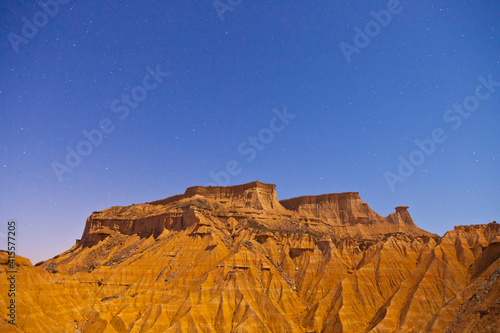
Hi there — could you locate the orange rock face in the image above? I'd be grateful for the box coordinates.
[1,181,498,332]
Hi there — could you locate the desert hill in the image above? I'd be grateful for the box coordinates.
[0,181,498,332]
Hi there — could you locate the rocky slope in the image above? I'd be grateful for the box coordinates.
[0,181,498,332]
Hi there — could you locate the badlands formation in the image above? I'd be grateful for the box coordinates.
[1,181,499,332]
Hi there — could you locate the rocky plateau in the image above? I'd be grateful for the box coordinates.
[1,181,499,332]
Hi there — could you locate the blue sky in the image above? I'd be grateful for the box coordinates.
[0,0,499,263]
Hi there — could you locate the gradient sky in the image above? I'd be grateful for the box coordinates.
[0,0,499,263]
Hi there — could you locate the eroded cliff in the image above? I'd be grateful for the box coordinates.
[0,181,498,332]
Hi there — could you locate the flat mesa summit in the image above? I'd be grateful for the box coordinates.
[1,182,499,332]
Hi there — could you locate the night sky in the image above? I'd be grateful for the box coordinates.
[1,1,499,263]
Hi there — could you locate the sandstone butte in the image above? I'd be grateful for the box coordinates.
[1,181,499,332]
